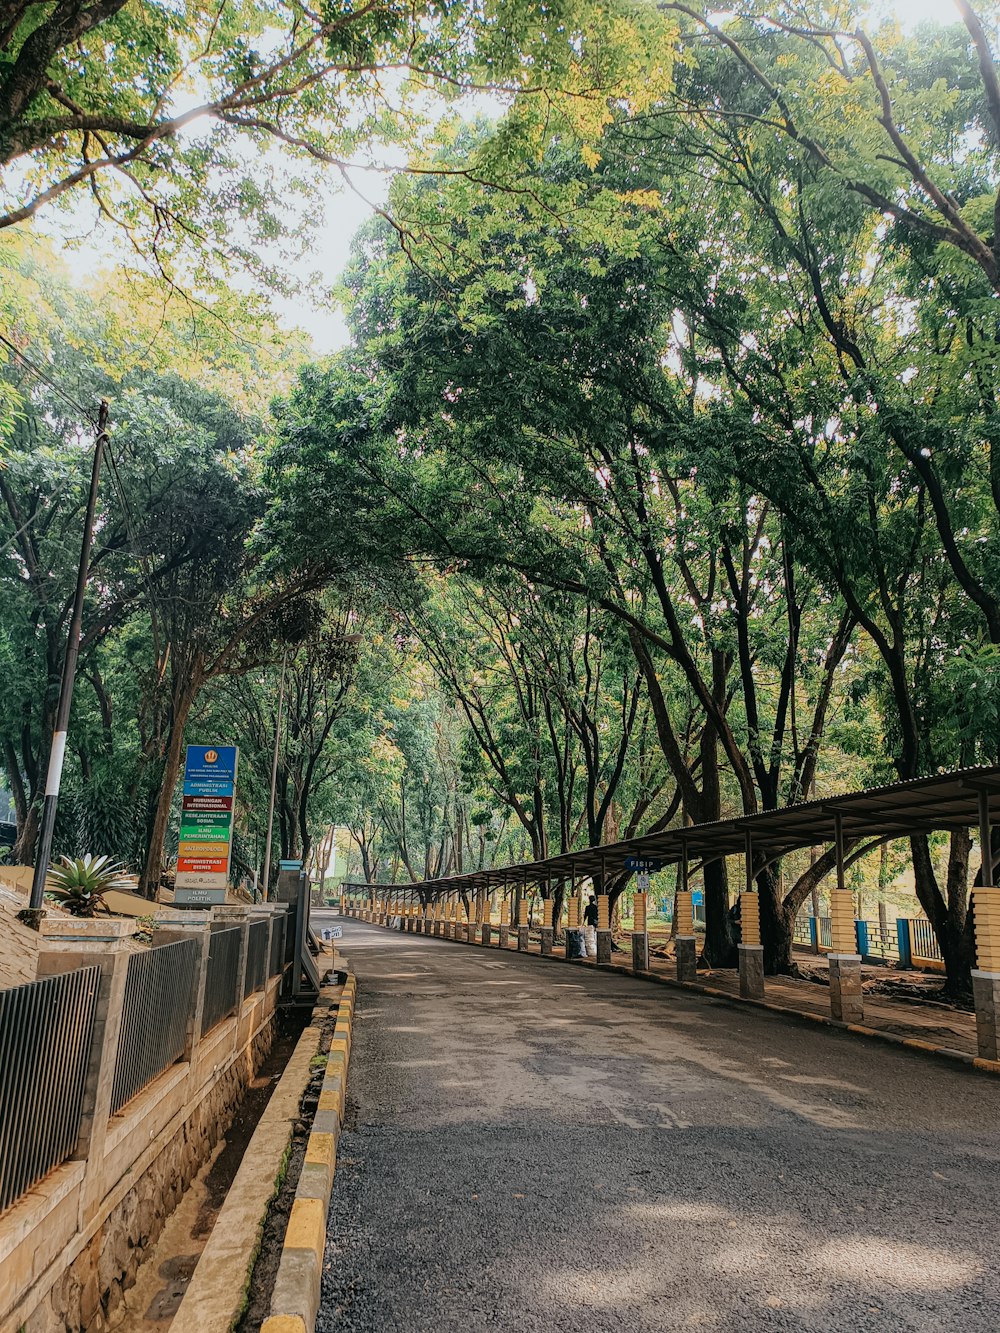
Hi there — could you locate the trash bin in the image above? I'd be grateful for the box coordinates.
[566,927,586,959]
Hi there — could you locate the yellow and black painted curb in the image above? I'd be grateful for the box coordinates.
[356,911,1000,1078]
[261,972,357,1333]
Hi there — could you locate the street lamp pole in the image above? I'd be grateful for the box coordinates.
[27,401,110,920]
[261,652,288,901]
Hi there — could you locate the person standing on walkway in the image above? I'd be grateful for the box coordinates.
[584,893,599,957]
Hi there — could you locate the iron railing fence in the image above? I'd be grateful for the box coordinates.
[909,916,944,962]
[244,919,269,999]
[0,966,100,1213]
[200,927,242,1036]
[268,914,286,977]
[110,939,198,1116]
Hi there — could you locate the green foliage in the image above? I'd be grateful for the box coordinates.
[0,0,676,302]
[47,854,128,916]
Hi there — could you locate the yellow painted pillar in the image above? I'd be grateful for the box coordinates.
[829,890,857,954]
[633,892,647,933]
[540,896,554,955]
[740,891,760,945]
[974,888,1000,970]
[498,897,511,947]
[738,890,764,998]
[974,887,1000,1059]
[595,893,611,962]
[631,890,649,972]
[829,890,863,1022]
[675,890,694,937]
[567,897,579,928]
[517,896,529,951]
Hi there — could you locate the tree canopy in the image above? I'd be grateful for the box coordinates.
[2,0,999,998]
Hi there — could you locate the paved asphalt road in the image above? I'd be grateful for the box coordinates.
[312,915,1000,1333]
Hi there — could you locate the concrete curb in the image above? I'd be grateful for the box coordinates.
[357,913,1000,1078]
[261,973,357,1333]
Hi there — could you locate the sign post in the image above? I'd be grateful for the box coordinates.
[175,745,238,906]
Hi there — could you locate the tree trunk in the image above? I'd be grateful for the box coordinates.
[701,856,737,967]
[759,862,793,974]
[552,882,565,940]
[139,680,197,898]
[11,801,38,866]
[911,833,974,998]
[697,725,737,968]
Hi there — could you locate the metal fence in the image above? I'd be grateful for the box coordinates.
[269,914,286,977]
[908,916,944,963]
[110,939,198,1116]
[0,966,100,1213]
[200,927,243,1036]
[243,919,269,999]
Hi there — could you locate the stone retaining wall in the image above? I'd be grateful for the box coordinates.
[0,910,286,1333]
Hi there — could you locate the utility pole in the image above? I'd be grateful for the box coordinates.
[261,652,288,901]
[27,401,110,920]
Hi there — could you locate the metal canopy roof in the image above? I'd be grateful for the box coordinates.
[348,765,1000,898]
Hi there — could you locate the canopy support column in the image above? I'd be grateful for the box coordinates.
[973,788,1000,1059]
[829,813,864,1023]
[676,837,697,982]
[739,829,764,998]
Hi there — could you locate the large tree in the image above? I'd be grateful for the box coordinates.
[0,0,676,293]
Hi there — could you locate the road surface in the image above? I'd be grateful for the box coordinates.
[312,914,1000,1333]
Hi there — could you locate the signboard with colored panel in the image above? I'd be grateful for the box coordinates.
[176,745,238,892]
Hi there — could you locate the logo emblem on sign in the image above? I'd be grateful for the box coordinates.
[204,750,218,763]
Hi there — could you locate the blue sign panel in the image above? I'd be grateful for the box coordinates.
[625,856,665,873]
[184,745,237,787]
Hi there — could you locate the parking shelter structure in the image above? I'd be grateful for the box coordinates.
[342,766,1000,1059]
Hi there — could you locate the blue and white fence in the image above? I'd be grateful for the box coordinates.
[793,914,944,970]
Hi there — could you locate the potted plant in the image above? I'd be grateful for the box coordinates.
[47,854,128,917]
